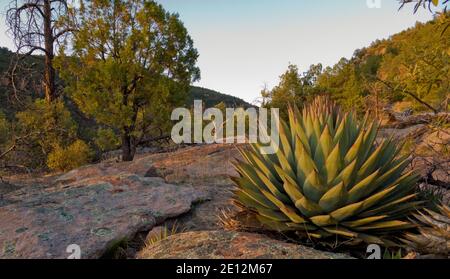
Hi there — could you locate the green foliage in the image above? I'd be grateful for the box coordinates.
[262,65,304,118]
[0,48,45,117]
[57,0,200,161]
[0,95,98,172]
[188,86,252,108]
[94,128,120,152]
[47,139,93,172]
[378,15,449,112]
[264,16,449,115]
[13,99,78,168]
[233,97,421,247]
[16,100,77,146]
[0,45,236,122]
[0,48,12,78]
[262,64,323,119]
[316,58,368,114]
[0,112,10,144]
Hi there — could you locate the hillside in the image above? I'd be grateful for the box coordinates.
[316,16,449,113]
[0,48,45,118]
[262,15,449,117]
[0,47,252,172]
[188,86,252,108]
[0,47,250,114]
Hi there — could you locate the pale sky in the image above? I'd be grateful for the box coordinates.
[0,0,435,103]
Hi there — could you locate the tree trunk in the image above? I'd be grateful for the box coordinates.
[43,0,56,103]
[121,129,135,162]
[120,80,139,162]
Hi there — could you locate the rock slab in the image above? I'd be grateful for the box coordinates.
[0,173,206,259]
[137,230,353,259]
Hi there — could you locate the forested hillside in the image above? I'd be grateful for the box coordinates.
[0,1,447,174]
[262,13,449,116]
[0,48,249,114]
[188,86,252,108]
[0,46,250,172]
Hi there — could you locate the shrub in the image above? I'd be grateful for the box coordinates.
[47,140,93,172]
[0,111,10,144]
[15,99,78,168]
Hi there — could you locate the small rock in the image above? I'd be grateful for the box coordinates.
[144,166,161,178]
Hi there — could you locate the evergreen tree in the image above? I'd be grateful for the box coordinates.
[57,0,200,161]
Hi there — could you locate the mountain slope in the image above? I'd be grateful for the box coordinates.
[316,15,449,113]
[188,86,252,108]
[0,48,251,116]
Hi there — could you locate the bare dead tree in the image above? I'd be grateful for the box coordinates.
[5,0,75,103]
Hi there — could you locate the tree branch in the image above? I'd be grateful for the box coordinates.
[16,2,45,18]
[376,78,439,114]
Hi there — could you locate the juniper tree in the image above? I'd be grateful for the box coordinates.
[57,0,200,161]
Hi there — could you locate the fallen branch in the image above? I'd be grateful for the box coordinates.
[418,164,450,190]
[0,144,17,160]
[383,113,449,129]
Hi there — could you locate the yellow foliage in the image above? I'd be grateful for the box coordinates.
[47,140,93,172]
[392,101,415,113]
[0,112,10,144]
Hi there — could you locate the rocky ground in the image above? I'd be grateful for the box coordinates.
[136,230,352,259]
[0,113,448,259]
[0,143,242,259]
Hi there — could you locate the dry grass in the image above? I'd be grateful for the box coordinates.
[144,222,185,246]
[217,208,242,231]
[403,205,450,257]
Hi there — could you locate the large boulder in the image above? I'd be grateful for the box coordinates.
[137,230,353,259]
[130,144,243,231]
[0,173,206,259]
[56,143,241,186]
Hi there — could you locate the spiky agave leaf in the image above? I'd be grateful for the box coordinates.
[232,96,421,246]
[403,205,450,257]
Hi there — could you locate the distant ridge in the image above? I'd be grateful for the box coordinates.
[188,86,253,108]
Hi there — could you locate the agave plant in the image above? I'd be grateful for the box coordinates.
[232,97,422,246]
[403,205,450,257]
